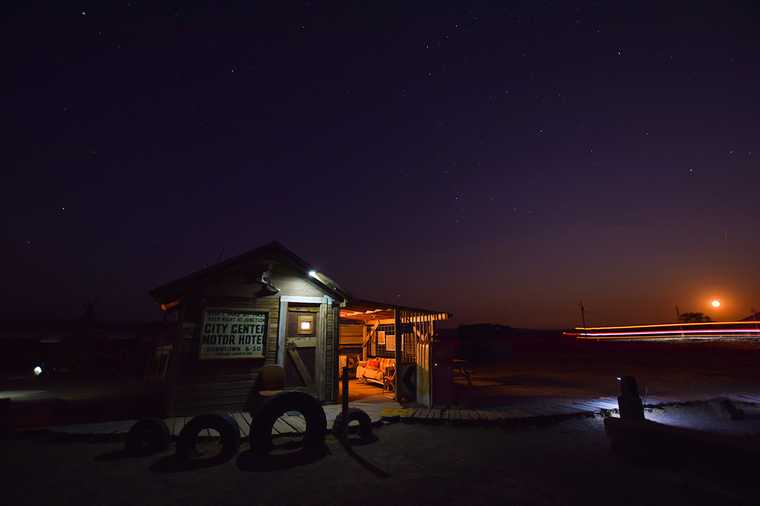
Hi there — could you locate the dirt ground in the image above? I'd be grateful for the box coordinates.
[4,414,760,506]
[5,336,760,426]
[452,338,760,408]
[5,337,760,505]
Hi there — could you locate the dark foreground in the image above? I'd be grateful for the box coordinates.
[5,414,760,506]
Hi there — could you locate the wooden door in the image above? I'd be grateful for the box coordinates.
[283,304,319,390]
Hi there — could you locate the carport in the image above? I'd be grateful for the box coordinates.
[339,299,450,406]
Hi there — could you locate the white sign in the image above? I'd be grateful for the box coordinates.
[385,334,396,351]
[199,309,267,360]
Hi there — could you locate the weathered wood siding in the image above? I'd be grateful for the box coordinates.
[324,303,339,402]
[339,323,364,345]
[168,261,338,415]
[172,294,280,415]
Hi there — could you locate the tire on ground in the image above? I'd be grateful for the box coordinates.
[332,407,373,438]
[176,413,240,463]
[125,418,170,455]
[250,391,326,453]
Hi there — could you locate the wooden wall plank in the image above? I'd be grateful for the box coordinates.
[287,343,314,385]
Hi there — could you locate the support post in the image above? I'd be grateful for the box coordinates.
[361,325,368,361]
[164,303,185,417]
[341,366,349,416]
[394,308,402,400]
[579,300,587,329]
[617,375,644,421]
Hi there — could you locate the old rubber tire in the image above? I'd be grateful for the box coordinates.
[125,418,170,456]
[333,408,373,438]
[250,391,326,453]
[176,413,240,463]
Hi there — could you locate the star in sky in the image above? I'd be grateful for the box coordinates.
[4,2,759,327]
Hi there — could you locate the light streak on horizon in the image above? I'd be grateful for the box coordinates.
[576,321,760,331]
[578,328,760,337]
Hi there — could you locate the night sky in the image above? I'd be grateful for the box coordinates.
[4,2,759,328]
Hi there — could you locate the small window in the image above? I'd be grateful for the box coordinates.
[297,314,315,335]
[287,304,318,337]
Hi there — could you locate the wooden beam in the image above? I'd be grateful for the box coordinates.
[164,301,186,417]
[394,308,402,399]
[330,303,340,402]
[287,337,317,348]
[361,324,367,361]
[287,342,313,386]
[362,321,379,359]
[365,318,396,325]
[315,301,327,399]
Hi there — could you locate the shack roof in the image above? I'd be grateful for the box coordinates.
[149,241,451,320]
[149,241,347,305]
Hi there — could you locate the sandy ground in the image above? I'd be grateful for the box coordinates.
[5,337,760,423]
[4,337,760,505]
[452,339,760,408]
[4,414,760,506]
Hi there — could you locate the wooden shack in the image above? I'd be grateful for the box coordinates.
[149,241,450,415]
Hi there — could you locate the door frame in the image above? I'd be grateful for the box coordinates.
[277,295,333,399]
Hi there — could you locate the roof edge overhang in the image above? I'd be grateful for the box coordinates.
[342,297,452,322]
[149,241,347,308]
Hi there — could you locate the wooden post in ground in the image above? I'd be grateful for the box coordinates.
[579,300,587,329]
[394,308,402,400]
[361,325,368,361]
[617,375,644,420]
[342,367,349,416]
[164,303,185,417]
